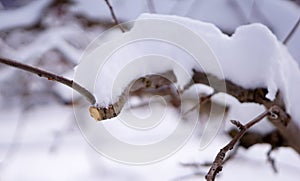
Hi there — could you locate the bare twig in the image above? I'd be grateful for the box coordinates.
[0,110,24,173]
[267,148,278,173]
[179,143,239,180]
[283,16,300,44]
[205,106,279,181]
[173,171,205,181]
[192,70,300,155]
[146,0,156,13]
[104,0,125,32]
[182,92,215,116]
[0,57,96,104]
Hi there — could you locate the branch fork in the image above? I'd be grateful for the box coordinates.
[205,105,284,181]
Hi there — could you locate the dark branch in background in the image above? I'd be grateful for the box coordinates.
[229,0,251,24]
[191,70,300,156]
[283,16,300,44]
[229,129,288,173]
[147,0,156,13]
[205,106,279,181]
[267,148,278,173]
[0,57,96,105]
[104,0,125,32]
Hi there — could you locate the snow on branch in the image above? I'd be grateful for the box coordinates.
[191,70,300,156]
[89,70,178,120]
[82,14,300,156]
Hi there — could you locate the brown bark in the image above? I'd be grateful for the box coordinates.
[191,69,300,154]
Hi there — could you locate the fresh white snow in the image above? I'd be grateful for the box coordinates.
[1,1,300,180]
[88,13,300,129]
[1,105,300,181]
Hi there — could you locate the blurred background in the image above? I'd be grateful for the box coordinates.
[0,0,300,180]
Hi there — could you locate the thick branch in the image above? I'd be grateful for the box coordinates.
[206,106,279,181]
[0,57,96,104]
[89,71,177,121]
[192,70,300,155]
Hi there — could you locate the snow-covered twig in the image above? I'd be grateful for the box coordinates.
[104,0,125,32]
[205,106,279,181]
[0,57,96,104]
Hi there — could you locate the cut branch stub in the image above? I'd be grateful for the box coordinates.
[89,70,178,121]
[89,104,119,121]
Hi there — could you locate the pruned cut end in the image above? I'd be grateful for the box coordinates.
[89,106,102,121]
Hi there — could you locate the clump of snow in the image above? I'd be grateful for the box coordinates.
[90,13,300,129]
[139,14,281,98]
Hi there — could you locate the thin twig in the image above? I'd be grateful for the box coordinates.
[0,57,96,104]
[179,144,239,180]
[267,147,278,173]
[146,0,156,13]
[183,92,215,117]
[283,16,300,44]
[205,106,279,181]
[104,0,125,32]
[192,70,300,155]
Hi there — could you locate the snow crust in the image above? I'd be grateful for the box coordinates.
[92,13,300,128]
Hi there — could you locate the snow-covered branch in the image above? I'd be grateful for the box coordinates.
[191,70,300,155]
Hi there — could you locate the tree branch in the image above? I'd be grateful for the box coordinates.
[104,0,125,32]
[205,106,279,181]
[191,70,300,155]
[0,57,96,105]
[146,0,156,13]
[89,70,177,121]
[283,15,300,44]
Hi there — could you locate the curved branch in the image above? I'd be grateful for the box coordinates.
[0,57,96,105]
[205,106,280,181]
[191,70,300,155]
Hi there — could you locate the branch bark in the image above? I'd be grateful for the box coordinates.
[89,70,177,121]
[191,70,300,155]
[283,15,300,44]
[205,106,279,181]
[104,0,125,32]
[0,57,96,105]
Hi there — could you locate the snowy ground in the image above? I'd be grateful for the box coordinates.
[0,104,300,181]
